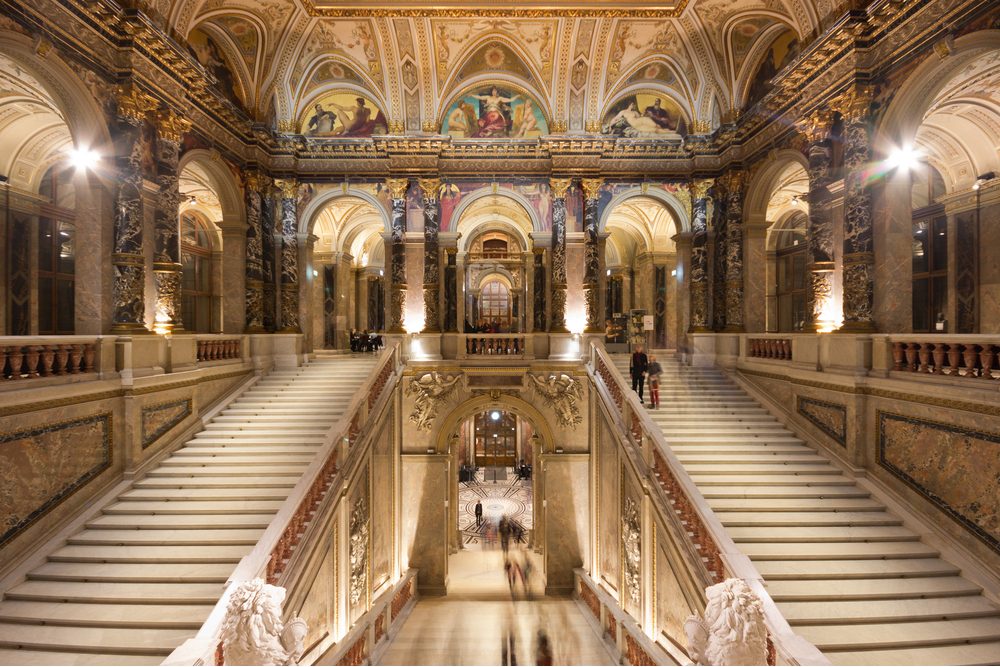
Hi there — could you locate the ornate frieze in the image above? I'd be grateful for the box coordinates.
[528,373,582,428]
[621,494,641,610]
[406,372,461,431]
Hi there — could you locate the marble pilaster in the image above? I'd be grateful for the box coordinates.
[151,112,187,332]
[385,178,409,333]
[243,171,267,332]
[275,179,300,333]
[418,178,442,333]
[221,225,245,334]
[801,111,836,332]
[722,171,745,332]
[581,178,603,333]
[261,189,278,332]
[688,179,713,332]
[549,178,571,332]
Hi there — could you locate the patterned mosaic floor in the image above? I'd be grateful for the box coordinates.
[459,469,533,548]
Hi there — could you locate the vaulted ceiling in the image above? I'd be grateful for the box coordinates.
[138,0,840,131]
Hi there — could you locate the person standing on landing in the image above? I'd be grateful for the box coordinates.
[646,355,662,409]
[630,345,648,402]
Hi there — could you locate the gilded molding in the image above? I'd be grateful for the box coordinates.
[550,178,572,198]
[691,178,714,200]
[154,108,192,144]
[115,83,157,123]
[580,177,604,202]
[275,179,299,199]
[385,178,409,200]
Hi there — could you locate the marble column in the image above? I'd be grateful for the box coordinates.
[801,111,836,332]
[444,247,458,332]
[532,248,546,332]
[385,178,408,333]
[418,178,442,333]
[722,171,745,332]
[110,86,158,333]
[275,179,300,333]
[838,88,876,332]
[151,110,189,332]
[688,179,713,332]
[243,171,267,333]
[261,188,278,332]
[549,178,571,332]
[581,177,604,332]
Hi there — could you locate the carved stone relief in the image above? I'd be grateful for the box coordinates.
[622,493,641,610]
[349,493,370,607]
[405,372,461,430]
[528,373,582,428]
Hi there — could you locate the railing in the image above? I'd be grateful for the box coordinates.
[748,336,792,361]
[1,339,98,380]
[575,571,670,666]
[887,336,1000,379]
[463,334,526,356]
[587,342,828,666]
[166,342,404,666]
[195,336,242,362]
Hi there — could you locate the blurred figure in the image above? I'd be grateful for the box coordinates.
[646,354,662,409]
[535,629,553,666]
[501,613,518,665]
[475,499,483,527]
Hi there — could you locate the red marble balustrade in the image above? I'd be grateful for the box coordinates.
[892,340,999,379]
[464,334,525,356]
[196,338,242,362]
[1,342,96,380]
[749,337,792,360]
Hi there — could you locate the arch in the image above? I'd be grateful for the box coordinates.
[599,88,691,133]
[743,148,810,222]
[437,33,549,115]
[878,30,1000,153]
[604,55,696,110]
[300,188,391,236]
[437,78,552,134]
[461,220,528,256]
[448,186,542,234]
[433,393,555,456]
[476,269,517,292]
[177,149,245,230]
[292,56,388,121]
[598,187,689,235]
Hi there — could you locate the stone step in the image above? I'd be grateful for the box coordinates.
[189,436,326,444]
[729,525,918,542]
[27,562,233,584]
[780,596,1000,624]
[86,514,273,530]
[716,511,903,527]
[691,474,851,486]
[708,497,887,512]
[145,466,306,477]
[4,581,223,605]
[683,463,839,475]
[821,640,1000,666]
[104,500,284,515]
[0,601,211,629]
[701,486,872,498]
[66,528,263,546]
[0,647,164,665]
[0,621,189,655]
[119,487,288,501]
[755,558,962,580]
[163,454,316,464]
[766,576,980,601]
[673,453,829,463]
[743,541,939,560]
[174,446,322,456]
[133,476,296,488]
[664,436,806,444]
[795,617,1000,651]
[48,545,245,563]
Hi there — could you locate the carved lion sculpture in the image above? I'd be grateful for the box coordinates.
[684,578,767,666]
[221,579,308,666]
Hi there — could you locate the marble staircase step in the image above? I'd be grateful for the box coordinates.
[716,511,904,526]
[3,581,223,605]
[0,621,189,655]
[742,541,939,560]
[795,617,1000,651]
[118,487,288,501]
[821,640,1000,666]
[692,474,851,486]
[0,648,163,665]
[0,601,211,629]
[162,454,316,465]
[727,525,918,542]
[780,596,1000,624]
[700,485,872,498]
[47,545,246,563]
[144,465,306,477]
[765,576,981,601]
[27,562,233,583]
[683,463,839,475]
[754,558,962,580]
[66,528,263,546]
[707,497,887,511]
[132,476,297,488]
[85,514,274,530]
[103,499,284,515]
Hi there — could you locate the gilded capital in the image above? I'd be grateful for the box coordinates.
[721,170,744,193]
[387,120,405,135]
[154,108,192,144]
[799,109,833,143]
[275,178,298,199]
[581,178,604,202]
[385,177,409,200]
[835,85,873,124]
[115,83,157,124]
[691,178,714,200]
[550,178,572,198]
[417,178,442,200]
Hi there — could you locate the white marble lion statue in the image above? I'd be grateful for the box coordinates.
[684,578,768,666]
[220,579,308,666]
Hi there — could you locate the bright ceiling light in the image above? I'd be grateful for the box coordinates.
[886,145,921,172]
[68,147,99,171]
[490,410,501,421]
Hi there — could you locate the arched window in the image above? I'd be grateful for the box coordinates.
[480,280,511,326]
[775,214,808,332]
[181,212,215,332]
[37,166,76,334]
[910,164,947,332]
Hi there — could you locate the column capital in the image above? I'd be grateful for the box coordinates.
[691,178,714,199]
[153,108,191,145]
[832,84,874,125]
[549,177,572,198]
[797,108,834,143]
[114,83,157,124]
[243,170,270,192]
[580,177,604,201]
[385,177,409,199]
[275,178,298,199]
[417,177,442,201]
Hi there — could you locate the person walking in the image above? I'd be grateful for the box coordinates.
[629,345,648,402]
[535,630,553,666]
[646,354,663,409]
[474,499,483,527]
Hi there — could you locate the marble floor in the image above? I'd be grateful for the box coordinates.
[459,471,533,549]
[377,550,615,665]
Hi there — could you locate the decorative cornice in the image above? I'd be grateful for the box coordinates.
[115,83,158,124]
[299,0,688,18]
[154,108,192,144]
[833,84,874,125]
[797,109,834,144]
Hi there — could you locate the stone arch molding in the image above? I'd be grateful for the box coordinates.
[599,187,690,236]
[300,188,391,236]
[448,186,543,234]
[743,148,810,223]
[177,149,246,230]
[431,391,556,456]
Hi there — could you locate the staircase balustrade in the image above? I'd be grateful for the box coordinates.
[0,337,98,380]
[166,343,404,666]
[887,336,1000,379]
[587,342,828,666]
[748,336,792,360]
[462,333,526,357]
[195,336,243,362]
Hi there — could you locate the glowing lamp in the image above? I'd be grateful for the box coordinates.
[886,145,921,173]
[68,147,99,171]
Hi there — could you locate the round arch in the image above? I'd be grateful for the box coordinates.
[459,220,530,255]
[598,187,689,235]
[300,188,391,236]
[294,82,390,134]
[448,186,542,234]
[608,56,696,105]
[437,77,552,132]
[433,393,555,457]
[177,149,245,230]
[743,149,810,222]
[878,30,1000,151]
[476,270,517,292]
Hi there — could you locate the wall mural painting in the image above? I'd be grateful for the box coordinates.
[188,27,244,109]
[601,93,687,137]
[431,179,553,232]
[745,29,799,106]
[442,86,548,139]
[302,93,388,137]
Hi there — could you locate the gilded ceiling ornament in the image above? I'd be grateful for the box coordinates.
[115,84,158,124]
[580,178,604,202]
[275,179,299,199]
[385,178,409,199]
[417,178,442,200]
[584,119,602,134]
[388,120,405,135]
[549,177,572,198]
[549,120,568,133]
[691,178,714,200]
[154,109,192,144]
[421,120,440,134]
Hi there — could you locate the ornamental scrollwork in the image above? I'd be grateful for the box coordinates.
[528,373,582,428]
[622,494,641,609]
[349,494,370,607]
[406,372,461,430]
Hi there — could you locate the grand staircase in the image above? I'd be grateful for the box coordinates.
[612,354,1000,665]
[0,354,377,666]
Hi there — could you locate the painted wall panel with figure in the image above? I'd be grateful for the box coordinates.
[602,93,687,137]
[442,85,548,139]
[301,92,388,137]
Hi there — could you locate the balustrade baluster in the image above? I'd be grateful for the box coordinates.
[0,347,9,380]
[69,344,84,373]
[979,344,995,380]
[23,345,40,377]
[962,344,979,378]
[892,342,905,370]
[917,343,930,373]
[905,342,919,371]
[946,343,961,376]
[931,343,945,374]
[7,346,23,380]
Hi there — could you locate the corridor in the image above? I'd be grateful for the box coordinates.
[377,550,615,665]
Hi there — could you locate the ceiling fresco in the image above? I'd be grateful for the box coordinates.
[134,1,834,132]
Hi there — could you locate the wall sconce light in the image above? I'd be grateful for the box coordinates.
[972,171,996,190]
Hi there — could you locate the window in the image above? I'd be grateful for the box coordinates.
[775,216,808,332]
[912,216,947,332]
[181,213,215,332]
[37,219,75,334]
[479,280,511,326]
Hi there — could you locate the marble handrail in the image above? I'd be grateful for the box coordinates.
[1,337,98,380]
[587,342,828,666]
[165,342,404,667]
[463,333,525,356]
